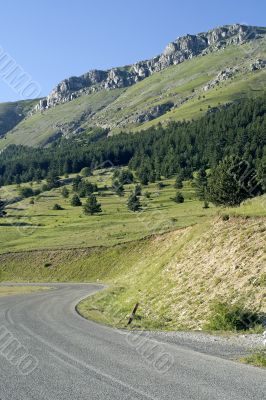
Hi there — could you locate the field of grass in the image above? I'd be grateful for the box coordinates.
[0,169,217,253]
[0,286,50,297]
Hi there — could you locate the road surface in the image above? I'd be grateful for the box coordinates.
[0,283,265,400]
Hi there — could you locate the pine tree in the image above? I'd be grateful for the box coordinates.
[208,156,262,206]
[127,193,141,212]
[72,175,82,192]
[172,191,184,204]
[0,199,6,217]
[80,167,92,177]
[46,171,60,189]
[134,184,142,196]
[61,187,69,198]
[174,174,183,189]
[112,180,125,196]
[194,168,208,200]
[71,194,82,207]
[83,194,102,215]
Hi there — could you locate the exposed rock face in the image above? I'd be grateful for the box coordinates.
[203,67,238,91]
[250,59,266,71]
[34,24,265,112]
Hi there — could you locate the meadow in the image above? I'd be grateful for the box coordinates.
[0,169,217,254]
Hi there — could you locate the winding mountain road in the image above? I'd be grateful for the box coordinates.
[0,283,265,400]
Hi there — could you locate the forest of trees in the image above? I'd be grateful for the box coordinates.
[0,96,265,192]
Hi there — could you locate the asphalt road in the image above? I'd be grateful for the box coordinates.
[0,283,265,400]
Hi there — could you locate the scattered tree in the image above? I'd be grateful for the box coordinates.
[174,174,183,189]
[127,192,141,212]
[112,180,125,197]
[53,203,64,210]
[173,191,185,203]
[0,199,6,217]
[61,187,69,198]
[134,184,142,196]
[80,167,92,177]
[193,168,208,200]
[46,172,60,189]
[19,186,34,198]
[83,194,102,215]
[71,194,82,207]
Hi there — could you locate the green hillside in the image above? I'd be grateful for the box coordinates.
[0,36,266,148]
[0,99,38,139]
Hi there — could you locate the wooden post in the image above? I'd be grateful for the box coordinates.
[127,303,139,325]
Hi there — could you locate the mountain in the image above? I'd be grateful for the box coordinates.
[0,23,266,148]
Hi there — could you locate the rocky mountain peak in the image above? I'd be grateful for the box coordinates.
[34,24,265,113]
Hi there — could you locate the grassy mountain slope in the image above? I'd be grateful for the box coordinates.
[91,41,266,132]
[0,90,122,149]
[0,37,265,148]
[0,99,38,139]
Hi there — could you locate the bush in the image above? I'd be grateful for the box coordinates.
[71,194,82,207]
[80,167,92,177]
[19,186,34,198]
[52,203,64,210]
[61,187,69,198]
[173,191,184,204]
[221,214,230,221]
[204,300,263,331]
[144,191,151,199]
[203,200,209,209]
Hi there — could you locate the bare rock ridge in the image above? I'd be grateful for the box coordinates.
[35,24,265,112]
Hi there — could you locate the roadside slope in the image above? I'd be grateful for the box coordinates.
[1,215,265,330]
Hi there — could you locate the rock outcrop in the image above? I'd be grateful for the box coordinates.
[34,24,265,112]
[250,59,266,71]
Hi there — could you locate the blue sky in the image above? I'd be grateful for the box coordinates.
[0,0,265,102]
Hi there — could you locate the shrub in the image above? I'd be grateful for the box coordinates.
[53,203,64,210]
[80,167,92,177]
[44,262,52,268]
[204,300,263,331]
[173,191,184,204]
[203,200,209,209]
[241,350,266,368]
[221,214,230,221]
[19,186,34,198]
[144,191,151,199]
[61,187,69,198]
[71,195,82,207]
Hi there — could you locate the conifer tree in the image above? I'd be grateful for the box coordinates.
[83,194,102,215]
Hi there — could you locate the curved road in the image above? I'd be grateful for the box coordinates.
[0,283,265,400]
